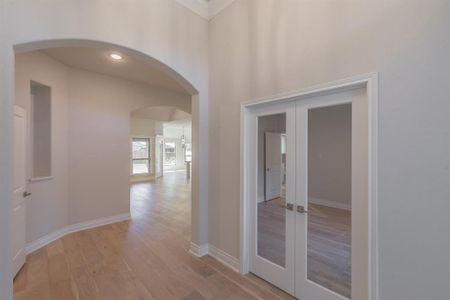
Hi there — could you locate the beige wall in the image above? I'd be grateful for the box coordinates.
[209,1,450,298]
[308,104,351,210]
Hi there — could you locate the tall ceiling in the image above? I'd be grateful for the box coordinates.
[43,47,188,94]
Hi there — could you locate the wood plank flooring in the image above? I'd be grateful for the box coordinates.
[14,171,294,300]
[258,198,351,298]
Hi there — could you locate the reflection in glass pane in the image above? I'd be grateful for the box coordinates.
[307,104,352,298]
[257,113,286,267]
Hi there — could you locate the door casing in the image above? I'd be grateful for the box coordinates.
[240,73,379,300]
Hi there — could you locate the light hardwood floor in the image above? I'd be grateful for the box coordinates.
[14,171,294,300]
[258,198,351,299]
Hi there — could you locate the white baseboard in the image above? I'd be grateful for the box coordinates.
[189,243,240,273]
[189,242,209,257]
[25,228,67,255]
[27,215,240,275]
[208,244,240,273]
[25,213,131,255]
[309,197,351,210]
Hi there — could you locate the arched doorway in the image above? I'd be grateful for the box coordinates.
[0,38,208,298]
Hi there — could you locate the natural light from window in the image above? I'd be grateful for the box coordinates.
[132,138,150,175]
[185,143,192,162]
[164,142,176,166]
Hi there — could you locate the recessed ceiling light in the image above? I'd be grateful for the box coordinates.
[109,53,123,61]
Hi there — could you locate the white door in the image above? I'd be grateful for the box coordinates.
[249,102,296,295]
[155,136,164,178]
[264,132,282,200]
[248,87,369,300]
[13,106,28,277]
[295,88,368,300]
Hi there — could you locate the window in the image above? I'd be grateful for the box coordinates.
[184,143,192,162]
[31,81,52,179]
[164,142,176,166]
[132,138,151,175]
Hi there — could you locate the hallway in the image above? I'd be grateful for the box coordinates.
[13,172,293,300]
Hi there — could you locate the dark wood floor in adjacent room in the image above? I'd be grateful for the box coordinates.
[13,171,294,300]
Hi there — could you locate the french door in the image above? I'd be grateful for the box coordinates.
[249,87,369,300]
[249,102,296,294]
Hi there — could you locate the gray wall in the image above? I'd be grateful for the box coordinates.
[208,1,450,298]
[308,104,351,210]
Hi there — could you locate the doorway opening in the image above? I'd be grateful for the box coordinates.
[129,106,193,234]
[11,40,201,298]
[130,106,192,181]
[240,74,378,300]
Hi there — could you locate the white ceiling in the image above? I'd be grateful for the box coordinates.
[176,0,236,20]
[43,47,188,94]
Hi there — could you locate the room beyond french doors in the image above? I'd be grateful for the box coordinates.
[248,87,370,300]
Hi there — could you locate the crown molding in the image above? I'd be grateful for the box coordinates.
[208,0,236,19]
[176,0,236,21]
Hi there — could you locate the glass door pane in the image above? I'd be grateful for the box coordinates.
[307,104,352,298]
[257,113,287,267]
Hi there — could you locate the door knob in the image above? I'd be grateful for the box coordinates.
[285,203,294,211]
[23,191,32,198]
[297,205,308,214]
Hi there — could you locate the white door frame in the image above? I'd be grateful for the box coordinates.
[240,73,379,300]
